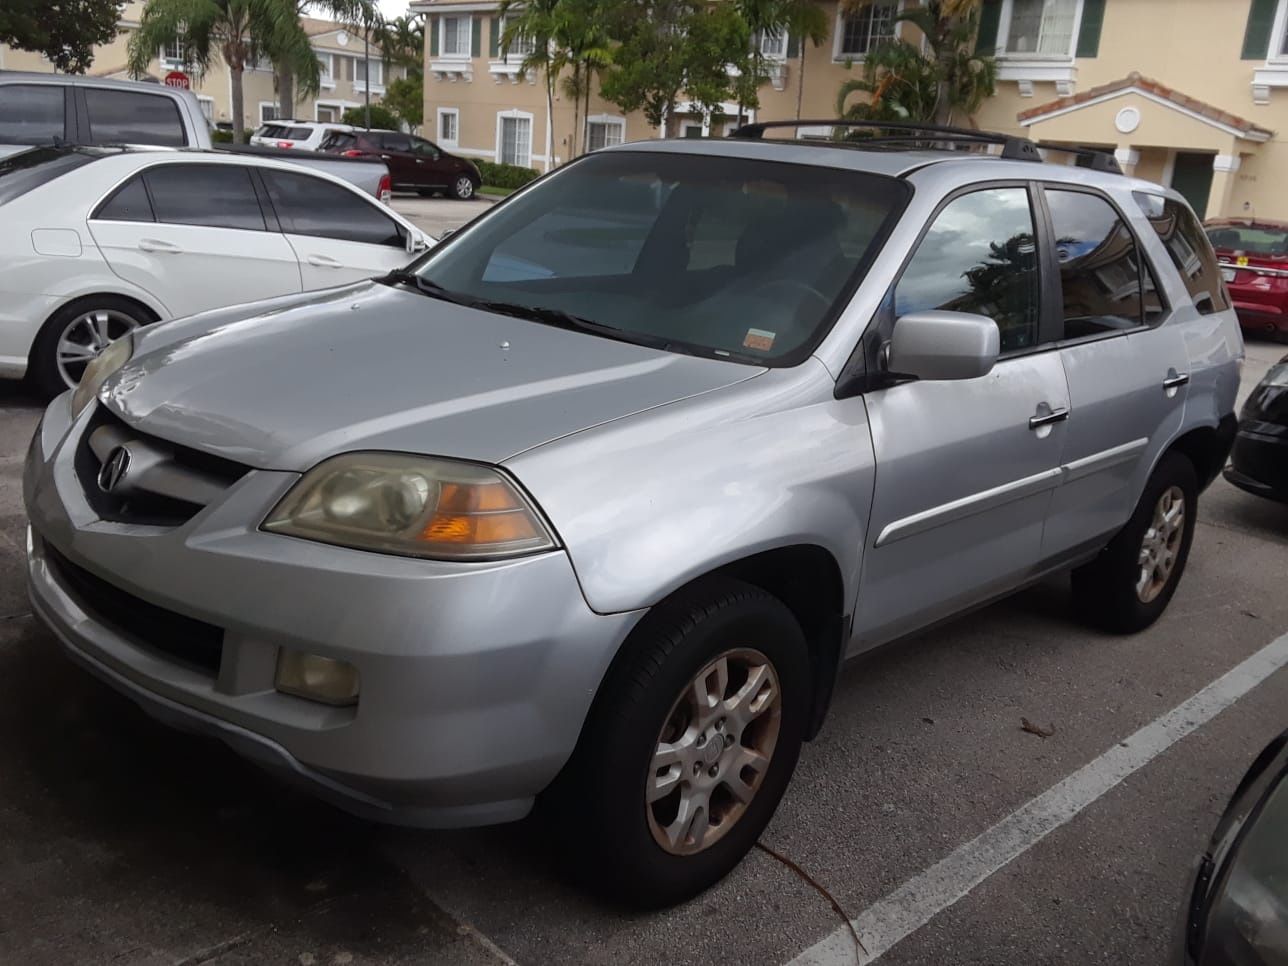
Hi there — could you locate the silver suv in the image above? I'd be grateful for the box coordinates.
[24,122,1241,906]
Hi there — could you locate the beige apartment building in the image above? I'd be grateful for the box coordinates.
[414,0,1288,221]
[0,4,403,130]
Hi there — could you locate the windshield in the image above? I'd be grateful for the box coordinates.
[0,147,100,206]
[408,151,909,364]
[1206,224,1288,257]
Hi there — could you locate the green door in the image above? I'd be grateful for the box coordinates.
[1171,152,1214,217]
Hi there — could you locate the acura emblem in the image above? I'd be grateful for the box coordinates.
[98,446,131,493]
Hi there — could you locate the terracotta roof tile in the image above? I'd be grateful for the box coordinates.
[1016,73,1274,139]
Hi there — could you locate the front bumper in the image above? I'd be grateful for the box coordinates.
[1223,426,1288,503]
[25,398,643,827]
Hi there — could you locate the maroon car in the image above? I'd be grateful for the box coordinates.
[1205,218,1288,340]
[321,129,481,200]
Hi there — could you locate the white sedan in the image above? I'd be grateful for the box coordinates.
[0,145,433,395]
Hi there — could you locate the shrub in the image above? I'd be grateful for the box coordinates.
[211,129,235,143]
[341,104,402,131]
[475,160,540,189]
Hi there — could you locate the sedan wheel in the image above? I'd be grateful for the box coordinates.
[30,297,153,399]
[1136,485,1185,603]
[453,175,476,200]
[56,309,141,389]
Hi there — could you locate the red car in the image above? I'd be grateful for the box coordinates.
[319,129,481,201]
[1205,218,1288,340]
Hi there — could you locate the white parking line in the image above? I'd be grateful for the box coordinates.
[788,631,1288,966]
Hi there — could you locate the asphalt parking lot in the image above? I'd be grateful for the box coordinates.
[2,337,1286,966]
[390,194,496,239]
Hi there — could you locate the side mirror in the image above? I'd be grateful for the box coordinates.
[887,310,1000,382]
[406,230,431,254]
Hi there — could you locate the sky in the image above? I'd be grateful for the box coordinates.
[309,1,412,19]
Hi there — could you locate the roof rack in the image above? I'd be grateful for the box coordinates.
[728,119,1124,174]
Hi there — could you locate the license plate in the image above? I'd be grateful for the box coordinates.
[1221,267,1236,282]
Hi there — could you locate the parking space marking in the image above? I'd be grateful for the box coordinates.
[788,631,1288,966]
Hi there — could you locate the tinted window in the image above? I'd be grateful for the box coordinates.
[410,137,439,157]
[381,133,412,151]
[145,165,266,230]
[0,84,65,145]
[1046,189,1152,337]
[1134,192,1230,315]
[262,170,402,246]
[896,187,1039,353]
[0,147,96,206]
[1205,223,1288,256]
[84,89,187,147]
[417,151,909,364]
[95,175,154,222]
[320,131,354,151]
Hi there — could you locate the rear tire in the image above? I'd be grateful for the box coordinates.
[28,297,152,399]
[1072,451,1198,633]
[550,577,809,908]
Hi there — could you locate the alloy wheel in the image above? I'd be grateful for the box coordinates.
[455,175,475,200]
[645,648,781,856]
[1137,485,1185,603]
[56,309,139,388]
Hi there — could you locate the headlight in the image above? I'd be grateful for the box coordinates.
[262,452,557,560]
[70,333,134,419]
[1262,362,1288,389]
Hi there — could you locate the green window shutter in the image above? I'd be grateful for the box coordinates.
[1075,0,1106,57]
[975,0,1002,54]
[471,16,482,58]
[429,17,438,57]
[1243,0,1277,59]
[786,32,800,58]
[490,16,501,58]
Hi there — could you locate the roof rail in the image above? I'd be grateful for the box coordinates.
[729,119,1044,162]
[1034,141,1122,173]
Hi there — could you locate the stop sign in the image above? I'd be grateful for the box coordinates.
[163,70,190,90]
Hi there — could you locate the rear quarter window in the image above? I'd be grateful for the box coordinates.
[1133,192,1230,315]
[0,84,65,145]
[0,148,96,206]
[84,88,187,147]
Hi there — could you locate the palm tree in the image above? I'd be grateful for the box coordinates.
[379,12,425,75]
[275,0,375,121]
[500,0,566,165]
[779,0,829,122]
[558,2,612,157]
[128,0,323,143]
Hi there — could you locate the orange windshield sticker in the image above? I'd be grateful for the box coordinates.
[743,328,776,351]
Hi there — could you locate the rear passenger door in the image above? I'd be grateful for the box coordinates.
[259,168,412,287]
[375,132,417,187]
[1039,186,1189,559]
[88,163,301,317]
[855,185,1071,648]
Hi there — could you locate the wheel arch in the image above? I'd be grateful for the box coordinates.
[1161,416,1238,493]
[33,290,163,367]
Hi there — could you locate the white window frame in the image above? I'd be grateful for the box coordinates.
[1266,0,1288,61]
[1252,0,1288,101]
[196,95,214,123]
[438,107,460,147]
[499,16,535,61]
[995,0,1085,61]
[833,1,901,61]
[440,15,472,59]
[354,57,385,93]
[496,109,533,167]
[316,52,335,88]
[757,28,788,61]
[258,101,281,123]
[584,114,625,152]
[159,40,186,70]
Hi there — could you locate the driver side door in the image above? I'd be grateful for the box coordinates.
[853,185,1070,650]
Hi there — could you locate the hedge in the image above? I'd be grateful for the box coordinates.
[475,160,540,189]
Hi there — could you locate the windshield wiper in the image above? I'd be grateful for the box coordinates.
[385,270,616,338]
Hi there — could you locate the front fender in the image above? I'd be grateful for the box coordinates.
[507,360,876,615]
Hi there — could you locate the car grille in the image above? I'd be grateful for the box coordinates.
[76,407,250,526]
[44,542,225,676]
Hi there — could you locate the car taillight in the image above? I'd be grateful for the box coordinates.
[342,149,364,158]
[277,141,294,148]
[378,174,392,205]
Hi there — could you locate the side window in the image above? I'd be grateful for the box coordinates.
[84,89,187,147]
[262,170,404,247]
[94,175,155,222]
[1133,192,1230,315]
[411,137,439,157]
[1045,189,1152,337]
[381,133,412,152]
[896,187,1040,353]
[0,85,65,145]
[144,165,266,230]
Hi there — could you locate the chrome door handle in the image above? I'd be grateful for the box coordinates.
[138,238,181,253]
[1029,407,1070,430]
[1163,373,1190,390]
[380,154,391,160]
[306,254,342,267]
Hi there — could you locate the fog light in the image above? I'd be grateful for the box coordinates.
[275,649,360,706]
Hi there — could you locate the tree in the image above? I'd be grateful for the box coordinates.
[499,0,565,165]
[556,0,612,157]
[378,12,425,75]
[837,0,994,128]
[382,74,423,130]
[0,0,124,73]
[341,103,400,130]
[599,0,749,134]
[780,0,829,121]
[275,1,374,121]
[128,0,323,144]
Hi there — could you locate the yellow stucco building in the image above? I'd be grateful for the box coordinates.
[0,4,403,131]
[415,0,1288,220]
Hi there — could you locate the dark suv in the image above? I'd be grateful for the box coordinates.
[321,129,481,200]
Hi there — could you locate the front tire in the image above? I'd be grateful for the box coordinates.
[555,578,809,907]
[1072,451,1198,633]
[452,175,476,200]
[28,297,151,398]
